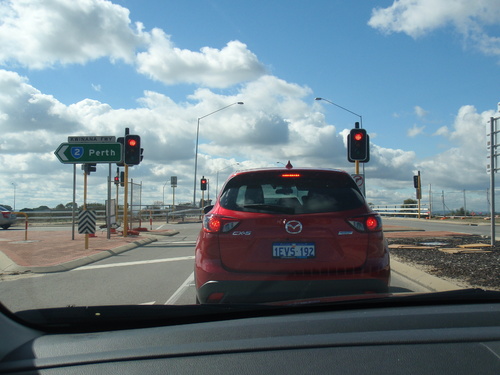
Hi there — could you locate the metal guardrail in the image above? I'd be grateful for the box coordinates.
[19,205,431,221]
[371,204,429,217]
[14,208,203,224]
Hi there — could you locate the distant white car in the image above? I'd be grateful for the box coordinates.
[0,206,16,229]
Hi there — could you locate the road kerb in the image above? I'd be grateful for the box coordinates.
[391,259,462,292]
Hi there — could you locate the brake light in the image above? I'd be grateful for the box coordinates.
[281,173,301,178]
[347,214,382,232]
[1,212,9,219]
[203,214,240,233]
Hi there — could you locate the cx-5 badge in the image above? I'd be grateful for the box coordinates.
[285,220,303,234]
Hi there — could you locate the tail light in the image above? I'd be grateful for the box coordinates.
[347,214,382,233]
[1,212,10,219]
[203,214,240,233]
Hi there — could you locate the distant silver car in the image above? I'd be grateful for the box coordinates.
[0,206,16,229]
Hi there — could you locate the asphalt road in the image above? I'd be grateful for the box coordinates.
[0,221,429,312]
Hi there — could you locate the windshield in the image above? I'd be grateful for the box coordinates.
[0,0,499,322]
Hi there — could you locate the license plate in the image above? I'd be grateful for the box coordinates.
[272,243,315,259]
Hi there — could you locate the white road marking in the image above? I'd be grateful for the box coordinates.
[73,256,195,271]
[165,272,194,305]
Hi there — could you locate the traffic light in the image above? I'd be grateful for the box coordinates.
[116,137,124,166]
[120,171,125,187]
[124,134,141,165]
[82,163,97,175]
[347,128,369,162]
[414,172,422,199]
[413,175,420,189]
[114,176,120,185]
[200,177,207,191]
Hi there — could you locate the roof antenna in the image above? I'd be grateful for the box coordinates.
[285,160,293,169]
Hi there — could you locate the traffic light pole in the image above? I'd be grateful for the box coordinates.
[106,163,112,239]
[83,169,89,249]
[116,180,119,224]
[123,164,129,237]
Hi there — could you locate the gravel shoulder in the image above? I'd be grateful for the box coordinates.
[387,234,500,291]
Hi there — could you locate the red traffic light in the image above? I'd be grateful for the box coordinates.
[200,177,207,191]
[348,128,369,162]
[124,135,141,165]
[353,132,364,141]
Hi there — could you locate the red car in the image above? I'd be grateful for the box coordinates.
[195,167,390,304]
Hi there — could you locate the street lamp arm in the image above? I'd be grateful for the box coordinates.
[198,102,244,121]
[315,97,362,126]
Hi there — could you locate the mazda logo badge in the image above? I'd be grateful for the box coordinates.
[285,220,302,234]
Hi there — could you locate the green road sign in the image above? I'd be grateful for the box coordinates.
[55,143,123,164]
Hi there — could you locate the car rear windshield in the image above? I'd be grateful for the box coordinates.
[219,170,365,214]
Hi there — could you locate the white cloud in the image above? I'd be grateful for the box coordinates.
[136,29,267,87]
[408,124,425,137]
[0,1,497,208]
[414,105,428,118]
[434,125,449,137]
[0,70,81,153]
[0,0,147,69]
[0,67,497,207]
[418,105,494,189]
[369,145,417,179]
[368,0,500,56]
[0,0,267,88]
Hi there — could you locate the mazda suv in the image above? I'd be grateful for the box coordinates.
[195,167,390,304]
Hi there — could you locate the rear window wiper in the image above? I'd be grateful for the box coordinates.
[243,204,294,214]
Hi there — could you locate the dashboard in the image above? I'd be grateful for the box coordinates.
[1,300,499,374]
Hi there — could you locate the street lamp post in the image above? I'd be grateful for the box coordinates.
[162,180,168,213]
[315,97,363,174]
[11,183,16,211]
[193,102,244,207]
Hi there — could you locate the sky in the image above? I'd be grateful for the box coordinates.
[0,0,499,213]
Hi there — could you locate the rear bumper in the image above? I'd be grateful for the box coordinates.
[196,275,390,304]
[195,242,390,304]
